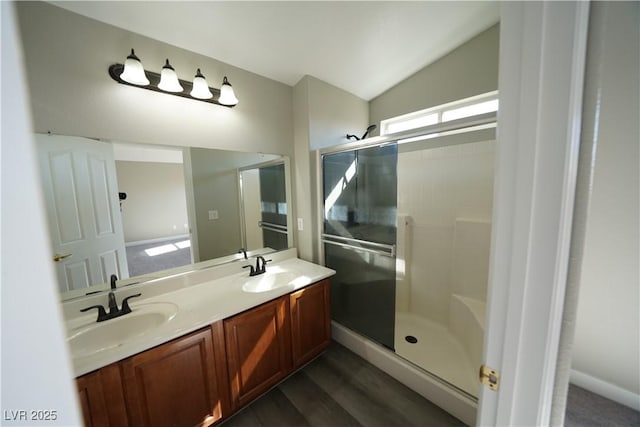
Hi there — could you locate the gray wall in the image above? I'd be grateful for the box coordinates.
[16,2,293,156]
[189,148,280,261]
[116,161,189,243]
[369,24,499,132]
[571,1,639,405]
[293,75,369,261]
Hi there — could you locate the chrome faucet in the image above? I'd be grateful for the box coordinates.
[81,292,141,322]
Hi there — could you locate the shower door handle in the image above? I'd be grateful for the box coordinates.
[322,234,396,257]
[258,221,288,235]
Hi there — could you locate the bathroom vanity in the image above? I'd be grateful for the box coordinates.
[63,249,334,427]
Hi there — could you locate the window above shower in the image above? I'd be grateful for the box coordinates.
[380,91,498,136]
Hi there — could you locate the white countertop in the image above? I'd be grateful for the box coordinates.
[63,249,335,377]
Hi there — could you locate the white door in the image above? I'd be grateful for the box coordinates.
[36,134,129,292]
[240,168,264,251]
[477,2,589,425]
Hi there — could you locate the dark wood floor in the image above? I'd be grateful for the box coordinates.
[221,341,467,427]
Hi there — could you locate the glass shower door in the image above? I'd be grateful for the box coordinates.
[258,163,288,250]
[322,144,398,349]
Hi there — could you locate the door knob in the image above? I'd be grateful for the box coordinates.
[53,253,72,262]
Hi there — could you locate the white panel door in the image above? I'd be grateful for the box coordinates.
[477,2,588,425]
[240,168,264,251]
[36,134,128,292]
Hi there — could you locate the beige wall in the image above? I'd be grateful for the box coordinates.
[369,24,499,132]
[16,2,293,156]
[116,160,188,243]
[571,1,640,404]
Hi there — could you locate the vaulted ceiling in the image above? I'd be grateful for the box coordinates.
[49,1,499,101]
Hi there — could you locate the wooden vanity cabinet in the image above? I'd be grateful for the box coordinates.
[120,322,230,427]
[76,278,331,425]
[289,279,331,369]
[76,364,128,427]
[224,296,292,412]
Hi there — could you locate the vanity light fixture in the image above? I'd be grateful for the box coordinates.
[119,49,150,86]
[190,68,213,99]
[218,76,239,106]
[108,48,238,107]
[158,59,183,93]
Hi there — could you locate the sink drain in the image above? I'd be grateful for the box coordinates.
[405,335,418,344]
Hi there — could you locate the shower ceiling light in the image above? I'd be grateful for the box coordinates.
[108,48,238,107]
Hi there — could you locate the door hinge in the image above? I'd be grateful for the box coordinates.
[479,365,500,391]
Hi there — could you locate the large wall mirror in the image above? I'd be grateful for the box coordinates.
[35,133,294,300]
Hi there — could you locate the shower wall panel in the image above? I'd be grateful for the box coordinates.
[452,219,492,302]
[397,140,494,321]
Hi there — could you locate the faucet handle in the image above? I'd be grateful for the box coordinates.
[80,305,108,322]
[255,256,272,274]
[120,293,142,314]
[243,264,256,276]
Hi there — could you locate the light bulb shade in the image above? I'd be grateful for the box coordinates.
[190,69,213,99]
[218,76,239,106]
[158,59,183,92]
[120,49,149,86]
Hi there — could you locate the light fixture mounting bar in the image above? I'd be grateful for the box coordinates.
[108,63,234,108]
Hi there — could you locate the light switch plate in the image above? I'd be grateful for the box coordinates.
[297,217,304,231]
[208,210,219,220]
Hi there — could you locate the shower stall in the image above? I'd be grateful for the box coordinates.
[321,124,495,403]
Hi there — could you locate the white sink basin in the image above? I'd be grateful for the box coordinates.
[67,302,178,358]
[241,271,298,293]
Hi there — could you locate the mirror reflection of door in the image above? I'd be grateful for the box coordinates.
[240,169,263,250]
[113,144,192,278]
[35,134,129,292]
[240,162,288,252]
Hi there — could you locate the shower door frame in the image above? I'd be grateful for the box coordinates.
[316,112,498,265]
[318,119,498,406]
[237,157,295,252]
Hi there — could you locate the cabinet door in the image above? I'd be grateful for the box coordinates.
[121,324,229,427]
[290,279,331,368]
[76,364,128,427]
[224,296,291,411]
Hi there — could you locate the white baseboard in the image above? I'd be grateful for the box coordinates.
[125,234,190,247]
[331,321,477,426]
[570,369,640,411]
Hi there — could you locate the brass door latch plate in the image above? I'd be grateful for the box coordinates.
[480,365,500,391]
